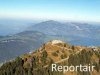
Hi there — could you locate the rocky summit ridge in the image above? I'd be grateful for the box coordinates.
[0,40,100,75]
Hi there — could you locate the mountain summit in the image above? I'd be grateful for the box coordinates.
[0,40,100,75]
[51,40,64,45]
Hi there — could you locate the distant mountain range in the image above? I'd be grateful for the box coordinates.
[0,31,45,63]
[0,20,100,63]
[30,20,100,36]
[30,20,100,46]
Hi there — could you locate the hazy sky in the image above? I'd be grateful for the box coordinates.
[0,0,100,22]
